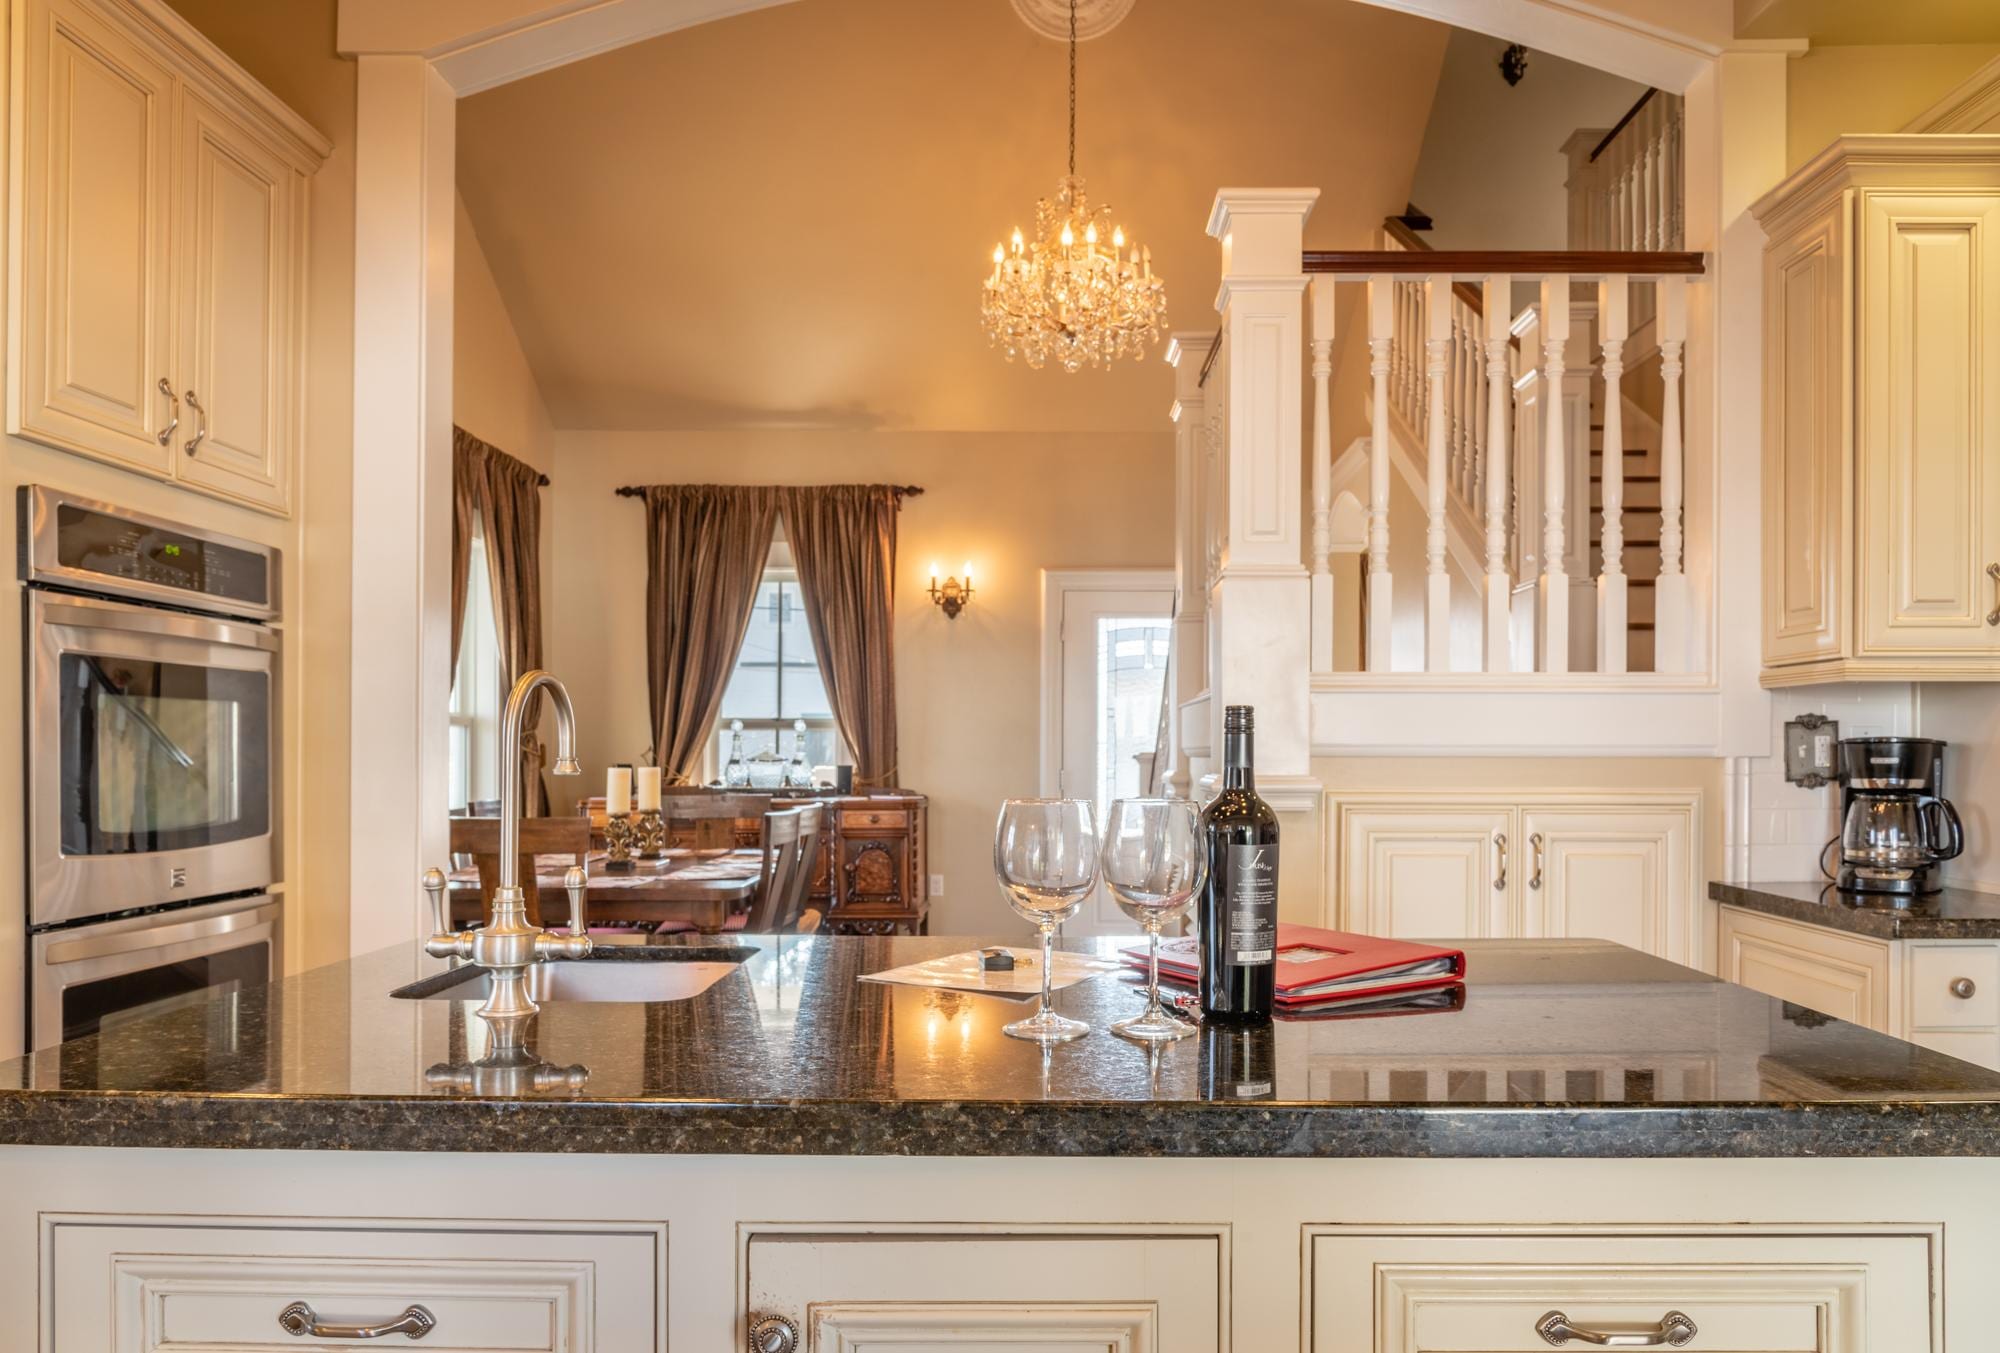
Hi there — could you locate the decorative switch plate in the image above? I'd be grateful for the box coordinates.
[1783,713,1839,789]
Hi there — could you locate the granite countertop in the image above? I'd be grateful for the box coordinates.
[4,933,2000,1159]
[1712,880,2000,940]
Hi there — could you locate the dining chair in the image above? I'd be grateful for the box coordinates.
[448,815,590,931]
[666,793,766,850]
[737,807,804,933]
[780,803,825,932]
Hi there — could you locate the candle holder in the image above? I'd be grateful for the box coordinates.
[602,812,637,873]
[633,808,667,859]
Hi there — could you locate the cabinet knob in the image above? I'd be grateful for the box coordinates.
[1952,977,1977,1000]
[749,1313,800,1353]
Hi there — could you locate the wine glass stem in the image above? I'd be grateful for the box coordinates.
[1040,923,1056,1018]
[1146,921,1163,1017]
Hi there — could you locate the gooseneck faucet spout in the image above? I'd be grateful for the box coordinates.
[424,669,590,1046]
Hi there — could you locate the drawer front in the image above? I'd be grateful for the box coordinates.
[840,808,909,831]
[1310,1226,1935,1352]
[1907,943,2000,1029]
[48,1217,662,1351]
[1718,906,1893,1031]
[1908,1027,2000,1071]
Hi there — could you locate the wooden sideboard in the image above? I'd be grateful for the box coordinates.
[629,791,929,935]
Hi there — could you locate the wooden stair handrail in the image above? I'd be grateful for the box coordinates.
[1380,217,1489,316]
[1306,248,1704,277]
[1591,87,1658,164]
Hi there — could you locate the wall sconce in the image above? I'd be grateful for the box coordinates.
[927,562,974,619]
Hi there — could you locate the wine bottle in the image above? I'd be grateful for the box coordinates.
[1200,1021,1276,1101]
[1198,705,1278,1021]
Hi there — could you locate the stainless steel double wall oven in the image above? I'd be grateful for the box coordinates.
[21,487,280,1051]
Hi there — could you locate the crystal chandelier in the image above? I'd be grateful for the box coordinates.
[981,0,1166,373]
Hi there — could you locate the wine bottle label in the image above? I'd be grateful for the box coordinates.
[1224,843,1277,965]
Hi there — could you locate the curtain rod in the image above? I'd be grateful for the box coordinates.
[612,484,924,499]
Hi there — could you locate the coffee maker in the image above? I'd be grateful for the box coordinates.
[1833,737,1964,897]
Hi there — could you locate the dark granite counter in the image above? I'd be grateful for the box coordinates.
[4,934,2000,1158]
[1712,880,2000,940]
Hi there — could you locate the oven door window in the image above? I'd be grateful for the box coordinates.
[58,654,270,855]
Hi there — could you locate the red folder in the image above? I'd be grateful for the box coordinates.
[1121,924,1466,1009]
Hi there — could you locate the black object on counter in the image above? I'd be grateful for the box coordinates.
[1199,705,1278,1021]
[835,764,854,793]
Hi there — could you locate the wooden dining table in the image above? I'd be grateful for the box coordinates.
[446,848,764,933]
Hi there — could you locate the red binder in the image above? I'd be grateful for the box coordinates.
[1121,924,1466,1009]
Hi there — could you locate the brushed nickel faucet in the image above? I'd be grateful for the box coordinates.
[424,669,590,1044]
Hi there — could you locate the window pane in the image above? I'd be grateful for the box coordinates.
[1094,617,1171,817]
[719,665,778,720]
[739,582,782,671]
[779,658,832,721]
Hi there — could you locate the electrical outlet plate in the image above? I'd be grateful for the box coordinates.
[928,874,944,897]
[1783,714,1839,789]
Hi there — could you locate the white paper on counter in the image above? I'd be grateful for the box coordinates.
[859,948,1122,999]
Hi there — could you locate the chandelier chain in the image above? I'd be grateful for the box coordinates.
[1067,0,1077,176]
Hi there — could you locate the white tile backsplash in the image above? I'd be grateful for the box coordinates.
[1741,684,1914,882]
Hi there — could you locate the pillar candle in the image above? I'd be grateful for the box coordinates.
[606,766,632,816]
[635,766,662,813]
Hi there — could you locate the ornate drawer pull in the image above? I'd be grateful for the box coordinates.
[1494,832,1508,891]
[278,1301,435,1340]
[1952,977,1977,1000]
[184,388,208,456]
[155,377,179,446]
[1538,1308,1697,1346]
[749,1313,800,1353]
[1987,562,1999,626]
[1529,832,1545,890]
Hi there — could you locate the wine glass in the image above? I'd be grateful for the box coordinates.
[1101,798,1206,1043]
[994,798,1100,1043]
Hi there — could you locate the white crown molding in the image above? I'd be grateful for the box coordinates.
[1205,189,1322,241]
[1009,0,1136,42]
[1904,54,2000,134]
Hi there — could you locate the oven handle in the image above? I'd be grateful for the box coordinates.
[44,900,282,966]
[38,594,278,652]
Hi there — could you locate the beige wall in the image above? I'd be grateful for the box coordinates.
[1919,686,2000,895]
[546,430,1173,933]
[454,194,555,476]
[1786,44,2000,169]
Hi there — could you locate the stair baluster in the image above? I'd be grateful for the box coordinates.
[1424,274,1454,671]
[1538,278,1572,673]
[1482,274,1513,673]
[1309,277,1336,677]
[1597,277,1629,674]
[1366,275,1396,671]
[1656,275,1689,672]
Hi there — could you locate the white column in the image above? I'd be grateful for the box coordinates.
[1165,331,1214,797]
[1308,277,1336,676]
[1366,275,1395,671]
[1423,274,1452,671]
[1655,274,1690,673]
[1596,276,1629,674]
[1537,277,1572,673]
[1481,274,1513,672]
[349,56,455,965]
[1205,189,1318,796]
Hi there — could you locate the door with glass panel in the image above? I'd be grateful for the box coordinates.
[1050,576,1174,934]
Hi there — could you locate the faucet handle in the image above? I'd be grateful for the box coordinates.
[422,867,449,936]
[563,865,588,938]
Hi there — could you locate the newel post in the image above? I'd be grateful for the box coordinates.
[1165,330,1215,798]
[1204,189,1319,805]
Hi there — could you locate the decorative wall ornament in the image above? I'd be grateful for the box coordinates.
[1499,42,1529,86]
[982,0,1165,372]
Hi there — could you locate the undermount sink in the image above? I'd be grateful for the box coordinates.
[394,950,752,1004]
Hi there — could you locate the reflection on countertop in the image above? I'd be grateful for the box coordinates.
[1712,880,2000,940]
[3,934,2000,1159]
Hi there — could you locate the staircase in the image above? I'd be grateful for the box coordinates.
[1588,398,1662,672]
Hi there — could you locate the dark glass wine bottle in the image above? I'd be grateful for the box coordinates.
[1198,705,1278,1021]
[1200,1021,1277,1101]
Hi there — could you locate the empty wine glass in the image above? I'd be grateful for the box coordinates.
[1101,798,1206,1043]
[994,798,1100,1043]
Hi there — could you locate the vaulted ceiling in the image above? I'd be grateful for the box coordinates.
[454,0,1449,432]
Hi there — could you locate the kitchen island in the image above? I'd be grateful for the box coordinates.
[2,933,1998,1348]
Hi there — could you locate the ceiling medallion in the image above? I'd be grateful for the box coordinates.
[981,0,1165,373]
[1008,0,1135,42]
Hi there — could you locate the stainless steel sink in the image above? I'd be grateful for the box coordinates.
[394,951,751,1004]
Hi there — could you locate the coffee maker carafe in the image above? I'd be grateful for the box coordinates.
[1833,737,1964,897]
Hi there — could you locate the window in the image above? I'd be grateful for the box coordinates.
[448,526,503,812]
[714,547,843,775]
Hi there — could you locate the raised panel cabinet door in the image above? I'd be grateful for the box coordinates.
[746,1231,1223,1353]
[13,0,177,472]
[1719,905,1893,1032]
[1309,1226,1936,1351]
[1858,191,2000,660]
[1517,807,1690,965]
[1339,809,1514,941]
[175,87,300,513]
[1761,195,1850,667]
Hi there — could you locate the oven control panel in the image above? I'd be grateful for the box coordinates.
[18,487,277,619]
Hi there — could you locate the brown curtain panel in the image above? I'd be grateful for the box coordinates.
[780,485,902,788]
[452,426,550,812]
[642,486,781,783]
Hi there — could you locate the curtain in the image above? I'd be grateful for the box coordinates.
[451,426,549,812]
[780,485,902,788]
[642,485,781,783]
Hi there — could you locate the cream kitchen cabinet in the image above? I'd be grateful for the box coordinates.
[1753,136,2000,685]
[1332,791,1705,968]
[10,0,325,515]
[1309,1225,1936,1351]
[47,1215,665,1350]
[744,1228,1224,1352]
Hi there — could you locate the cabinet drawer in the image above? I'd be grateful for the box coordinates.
[47,1216,662,1351]
[1310,1226,1935,1352]
[1907,944,2000,1029]
[1908,1027,2000,1071]
[1718,906,1893,1031]
[840,808,908,831]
